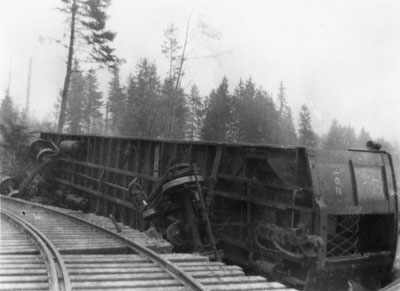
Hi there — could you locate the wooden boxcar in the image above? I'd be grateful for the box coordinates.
[39,132,399,290]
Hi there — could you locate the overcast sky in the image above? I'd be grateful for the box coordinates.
[1,0,399,144]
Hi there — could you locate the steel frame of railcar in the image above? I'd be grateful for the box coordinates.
[305,148,398,290]
[39,132,399,290]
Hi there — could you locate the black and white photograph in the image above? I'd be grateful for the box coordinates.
[0,1,399,290]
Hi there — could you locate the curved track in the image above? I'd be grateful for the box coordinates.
[0,196,205,291]
[0,196,293,291]
[0,208,71,291]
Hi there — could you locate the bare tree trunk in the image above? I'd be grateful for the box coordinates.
[169,16,191,137]
[174,16,190,92]
[105,101,109,134]
[58,0,77,133]
[87,119,91,134]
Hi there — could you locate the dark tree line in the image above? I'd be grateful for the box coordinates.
[104,67,298,146]
[106,58,187,139]
[0,91,32,176]
[57,0,121,133]
[57,61,104,134]
[56,19,300,145]
[47,14,397,153]
[322,120,398,152]
[58,56,398,155]
[2,2,400,180]
[203,77,291,144]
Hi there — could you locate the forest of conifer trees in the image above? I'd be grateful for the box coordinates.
[41,55,396,153]
[1,0,399,162]
[2,52,399,157]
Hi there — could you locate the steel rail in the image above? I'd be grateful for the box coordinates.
[0,196,207,291]
[0,208,72,291]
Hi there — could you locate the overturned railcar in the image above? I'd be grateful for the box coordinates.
[39,133,398,290]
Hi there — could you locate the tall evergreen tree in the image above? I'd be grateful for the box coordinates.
[357,127,372,148]
[277,81,288,118]
[107,68,125,134]
[343,125,358,149]
[161,78,187,139]
[83,69,103,133]
[160,24,190,138]
[205,78,280,144]
[160,21,224,138]
[277,81,297,145]
[298,104,317,147]
[65,61,86,134]
[255,89,280,144]
[185,84,204,140]
[161,24,181,82]
[227,79,244,142]
[323,119,347,150]
[202,77,231,141]
[0,92,31,176]
[239,78,261,143]
[0,92,17,126]
[57,0,121,132]
[121,59,161,138]
[229,78,267,143]
[119,74,136,135]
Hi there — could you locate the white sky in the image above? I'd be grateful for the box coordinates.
[0,0,399,144]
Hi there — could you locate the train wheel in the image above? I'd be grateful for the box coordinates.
[36,148,58,163]
[142,207,162,221]
[162,175,204,194]
[0,177,18,196]
[29,139,53,155]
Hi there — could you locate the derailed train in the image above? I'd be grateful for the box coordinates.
[2,132,398,290]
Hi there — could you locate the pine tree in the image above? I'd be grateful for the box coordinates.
[323,119,346,150]
[185,84,204,141]
[119,74,136,135]
[161,78,187,139]
[161,24,181,81]
[277,81,297,145]
[202,77,231,141]
[240,78,261,143]
[227,79,244,142]
[135,59,161,137]
[324,122,357,150]
[160,26,188,138]
[65,61,86,134]
[83,69,103,133]
[277,81,287,118]
[229,78,267,143]
[107,68,125,134]
[122,59,161,138]
[160,21,224,139]
[298,104,317,147]
[57,0,121,132]
[0,92,31,176]
[255,89,280,144]
[357,127,372,148]
[0,93,17,126]
[343,125,357,149]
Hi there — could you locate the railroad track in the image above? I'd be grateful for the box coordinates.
[0,196,296,290]
[0,208,70,290]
